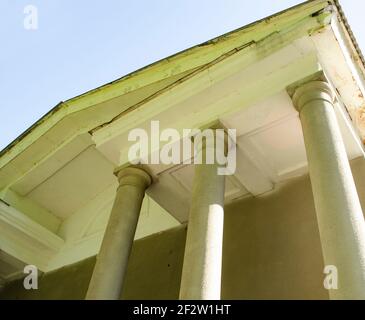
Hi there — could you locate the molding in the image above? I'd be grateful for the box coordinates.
[10,133,94,197]
[92,15,324,151]
[1,188,61,233]
[0,202,64,271]
[0,1,328,173]
[98,51,321,167]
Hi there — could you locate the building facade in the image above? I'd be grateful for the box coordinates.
[1,0,365,299]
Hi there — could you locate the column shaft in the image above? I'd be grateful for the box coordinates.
[179,135,226,300]
[86,167,151,300]
[293,81,365,299]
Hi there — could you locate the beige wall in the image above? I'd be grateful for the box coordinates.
[223,171,327,299]
[1,157,365,299]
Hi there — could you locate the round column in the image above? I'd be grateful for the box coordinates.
[86,166,151,300]
[179,132,226,300]
[293,81,365,299]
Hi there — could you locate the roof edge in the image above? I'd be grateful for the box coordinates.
[0,0,340,165]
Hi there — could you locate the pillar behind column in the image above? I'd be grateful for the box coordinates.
[292,81,365,299]
[86,166,151,300]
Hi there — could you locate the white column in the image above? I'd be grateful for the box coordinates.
[86,166,151,300]
[179,132,226,300]
[292,81,365,299]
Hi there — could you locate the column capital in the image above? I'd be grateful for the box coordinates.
[114,166,152,189]
[292,81,336,114]
[193,129,234,157]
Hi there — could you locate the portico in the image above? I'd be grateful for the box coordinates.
[1,0,365,300]
[83,78,365,300]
